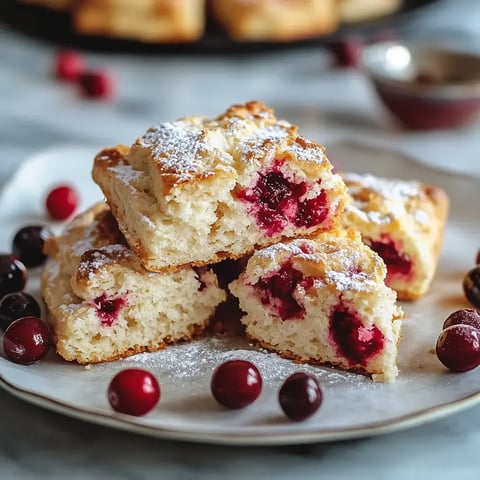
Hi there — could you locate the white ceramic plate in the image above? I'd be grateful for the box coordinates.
[0,144,479,446]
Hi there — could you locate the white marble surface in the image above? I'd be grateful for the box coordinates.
[1,1,480,478]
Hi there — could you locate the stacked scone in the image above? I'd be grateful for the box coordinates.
[42,100,448,382]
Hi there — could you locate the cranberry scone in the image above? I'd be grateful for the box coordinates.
[73,0,205,42]
[341,172,449,301]
[210,0,338,42]
[229,230,403,382]
[41,202,226,364]
[337,0,402,23]
[92,101,349,272]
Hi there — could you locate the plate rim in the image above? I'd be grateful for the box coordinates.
[2,373,480,446]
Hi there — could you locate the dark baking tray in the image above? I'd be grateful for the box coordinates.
[0,0,440,54]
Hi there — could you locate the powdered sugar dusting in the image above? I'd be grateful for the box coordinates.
[286,142,323,163]
[343,173,420,201]
[254,239,380,292]
[77,244,130,279]
[141,121,212,180]
[343,172,425,225]
[110,164,143,188]
[121,335,367,388]
[240,125,289,160]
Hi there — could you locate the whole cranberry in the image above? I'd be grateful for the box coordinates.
[0,254,27,298]
[0,292,41,331]
[3,316,50,365]
[210,360,262,409]
[108,369,160,416]
[45,185,78,221]
[436,325,480,372]
[12,225,53,268]
[279,372,323,421]
[79,71,114,100]
[327,37,364,68]
[53,50,85,82]
[443,309,480,331]
[463,267,480,308]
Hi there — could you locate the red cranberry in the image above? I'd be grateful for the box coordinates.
[436,325,480,372]
[0,292,41,331]
[328,37,364,68]
[108,369,160,416]
[443,309,480,331]
[12,225,53,268]
[211,360,262,409]
[45,185,78,221]
[53,50,85,82]
[237,163,329,236]
[368,237,412,280]
[3,316,50,365]
[279,372,323,421]
[464,267,480,308]
[0,254,27,298]
[79,70,114,99]
[330,305,384,366]
[92,292,128,327]
[255,261,312,320]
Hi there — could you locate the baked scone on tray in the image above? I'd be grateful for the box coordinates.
[229,229,403,382]
[93,101,349,272]
[341,172,449,301]
[73,0,206,42]
[210,0,338,42]
[41,202,226,364]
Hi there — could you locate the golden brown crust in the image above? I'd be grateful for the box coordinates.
[73,0,205,42]
[210,0,339,42]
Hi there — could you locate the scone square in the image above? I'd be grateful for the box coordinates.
[42,203,226,364]
[341,172,449,300]
[229,230,403,382]
[93,101,349,272]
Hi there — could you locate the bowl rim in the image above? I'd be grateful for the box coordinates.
[360,41,480,100]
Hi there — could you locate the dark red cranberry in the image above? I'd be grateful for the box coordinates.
[295,190,329,229]
[92,293,128,327]
[3,316,50,365]
[53,50,85,82]
[108,369,160,416]
[328,38,364,68]
[436,325,480,372]
[79,70,114,99]
[279,372,323,421]
[12,225,53,268]
[368,237,412,279]
[443,309,480,331]
[255,261,312,320]
[45,185,78,221]
[464,267,480,308]
[211,360,262,409]
[330,305,384,366]
[237,163,329,236]
[0,292,41,331]
[0,254,27,298]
